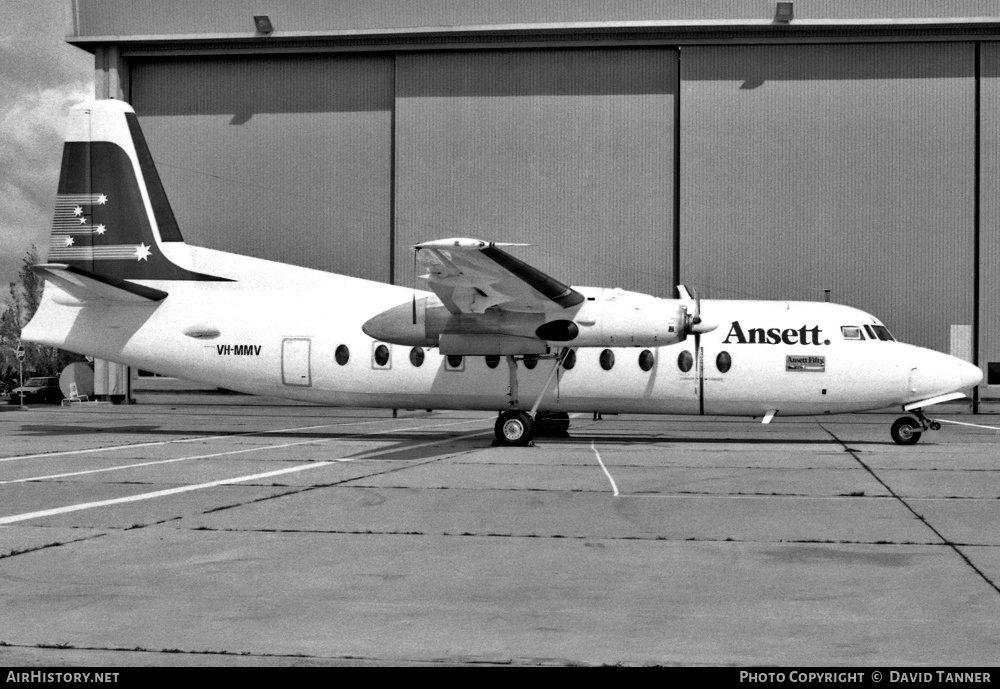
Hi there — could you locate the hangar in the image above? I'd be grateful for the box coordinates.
[62,1,1000,406]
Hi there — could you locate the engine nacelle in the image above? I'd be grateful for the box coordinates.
[361,289,711,353]
[568,289,690,347]
[362,297,545,347]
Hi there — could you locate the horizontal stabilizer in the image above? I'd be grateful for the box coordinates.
[33,263,168,303]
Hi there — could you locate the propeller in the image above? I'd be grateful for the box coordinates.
[677,285,715,339]
[411,247,420,325]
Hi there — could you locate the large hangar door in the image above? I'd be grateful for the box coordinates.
[680,44,975,355]
[130,55,394,282]
[394,49,678,297]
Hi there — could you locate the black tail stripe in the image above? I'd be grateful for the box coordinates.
[125,112,183,243]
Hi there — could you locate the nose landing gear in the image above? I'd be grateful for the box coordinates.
[890,409,941,445]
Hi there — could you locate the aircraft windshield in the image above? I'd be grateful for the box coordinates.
[841,326,864,340]
[871,325,895,341]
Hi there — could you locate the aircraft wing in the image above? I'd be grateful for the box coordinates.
[34,264,168,303]
[415,238,584,314]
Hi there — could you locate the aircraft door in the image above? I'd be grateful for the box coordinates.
[282,338,312,386]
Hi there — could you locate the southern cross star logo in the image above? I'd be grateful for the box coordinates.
[95,224,106,235]
[134,243,152,261]
[64,236,74,247]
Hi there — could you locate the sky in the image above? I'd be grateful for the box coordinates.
[1,0,93,291]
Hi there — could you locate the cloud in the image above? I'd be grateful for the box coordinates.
[0,0,93,289]
[0,81,93,289]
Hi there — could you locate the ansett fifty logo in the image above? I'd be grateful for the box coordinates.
[723,322,830,346]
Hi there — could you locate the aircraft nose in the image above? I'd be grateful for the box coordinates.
[958,360,984,389]
[908,351,982,398]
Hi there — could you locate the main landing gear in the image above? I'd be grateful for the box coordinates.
[890,409,942,446]
[494,410,571,446]
[493,349,573,447]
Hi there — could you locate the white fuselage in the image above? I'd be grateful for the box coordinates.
[23,242,978,418]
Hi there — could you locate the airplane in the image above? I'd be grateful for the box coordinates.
[21,100,983,447]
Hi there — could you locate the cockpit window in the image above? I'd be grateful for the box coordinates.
[871,325,895,341]
[841,326,865,340]
[864,325,877,340]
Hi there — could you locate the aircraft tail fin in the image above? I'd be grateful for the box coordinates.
[45,99,228,284]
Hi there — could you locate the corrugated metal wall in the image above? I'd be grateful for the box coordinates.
[394,48,677,295]
[123,42,988,361]
[981,43,1000,387]
[680,43,975,353]
[130,55,394,282]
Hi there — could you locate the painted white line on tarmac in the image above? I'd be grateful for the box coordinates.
[590,441,620,497]
[935,418,1000,432]
[0,423,492,525]
[1,417,491,486]
[0,416,478,464]
[0,439,333,485]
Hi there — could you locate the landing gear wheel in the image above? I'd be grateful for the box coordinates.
[495,410,534,446]
[930,422,942,431]
[891,417,922,445]
[534,411,570,437]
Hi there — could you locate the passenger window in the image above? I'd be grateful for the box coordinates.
[446,354,464,371]
[523,354,538,370]
[562,349,576,370]
[485,355,500,369]
[335,344,350,366]
[638,349,654,372]
[599,349,615,371]
[841,326,864,340]
[716,351,732,373]
[678,351,693,373]
[373,344,390,368]
[409,347,424,367]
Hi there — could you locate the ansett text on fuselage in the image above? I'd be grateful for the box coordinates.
[722,322,829,346]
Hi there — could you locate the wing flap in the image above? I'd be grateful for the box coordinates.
[33,263,168,303]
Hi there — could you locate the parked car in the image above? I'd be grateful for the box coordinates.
[9,377,63,405]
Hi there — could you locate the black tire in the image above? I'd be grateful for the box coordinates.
[495,410,534,446]
[891,417,922,445]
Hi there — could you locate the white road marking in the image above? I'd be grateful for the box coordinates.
[0,439,332,485]
[0,416,468,464]
[1,417,491,486]
[590,441,620,496]
[0,423,492,526]
[935,418,1000,432]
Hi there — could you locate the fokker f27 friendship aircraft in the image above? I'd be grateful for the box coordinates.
[23,100,983,446]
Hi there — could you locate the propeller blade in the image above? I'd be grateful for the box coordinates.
[411,248,419,325]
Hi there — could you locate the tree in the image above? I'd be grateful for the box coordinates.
[0,246,82,392]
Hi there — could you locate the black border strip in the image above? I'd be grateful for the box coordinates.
[480,246,585,308]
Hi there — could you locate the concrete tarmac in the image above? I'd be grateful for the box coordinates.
[0,398,998,666]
